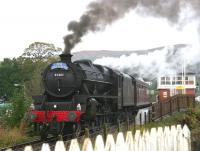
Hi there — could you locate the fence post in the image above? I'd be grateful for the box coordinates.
[105,134,115,151]
[148,109,151,123]
[193,95,195,108]
[82,138,93,151]
[144,112,147,126]
[41,143,51,151]
[84,128,89,138]
[126,116,130,131]
[58,134,63,141]
[182,124,191,151]
[118,119,121,132]
[170,99,172,116]
[24,146,33,151]
[160,102,163,120]
[72,124,75,138]
[54,141,66,151]
[177,97,180,112]
[94,135,104,151]
[133,115,136,133]
[139,113,142,127]
[126,131,134,151]
[103,124,108,142]
[187,95,190,108]
[69,139,80,151]
[152,105,155,121]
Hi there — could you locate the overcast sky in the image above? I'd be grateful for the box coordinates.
[0,0,198,60]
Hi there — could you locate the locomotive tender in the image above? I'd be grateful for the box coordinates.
[31,53,151,138]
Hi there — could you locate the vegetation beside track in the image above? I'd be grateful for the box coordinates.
[0,127,38,148]
[0,90,34,148]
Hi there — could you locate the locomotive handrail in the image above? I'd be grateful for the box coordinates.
[84,79,113,85]
[73,94,118,99]
[89,95,118,99]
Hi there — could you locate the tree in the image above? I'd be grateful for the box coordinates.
[0,58,22,98]
[18,42,62,95]
[0,42,62,128]
[21,42,62,61]
[25,60,47,96]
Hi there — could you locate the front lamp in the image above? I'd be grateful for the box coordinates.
[30,113,37,121]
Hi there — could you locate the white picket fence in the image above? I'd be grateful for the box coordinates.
[6,124,191,151]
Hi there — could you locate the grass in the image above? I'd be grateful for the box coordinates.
[0,127,32,148]
[0,120,38,148]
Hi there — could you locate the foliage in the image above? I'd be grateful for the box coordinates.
[22,42,62,61]
[0,42,60,100]
[0,58,37,99]
[0,41,63,146]
[4,88,32,128]
[25,60,48,96]
[20,42,61,96]
[0,103,11,125]
[0,41,62,129]
[0,58,22,98]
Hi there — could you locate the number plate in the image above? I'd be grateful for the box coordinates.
[54,73,64,77]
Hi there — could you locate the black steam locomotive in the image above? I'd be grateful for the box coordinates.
[30,53,151,139]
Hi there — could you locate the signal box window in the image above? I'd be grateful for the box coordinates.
[160,77,170,85]
[185,76,194,85]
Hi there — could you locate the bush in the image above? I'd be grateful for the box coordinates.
[179,108,199,129]
[4,89,32,128]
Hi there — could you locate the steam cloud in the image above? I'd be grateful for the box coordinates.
[94,45,200,80]
[64,0,200,54]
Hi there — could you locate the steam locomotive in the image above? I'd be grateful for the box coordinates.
[30,53,151,139]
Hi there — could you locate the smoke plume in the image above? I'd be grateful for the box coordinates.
[64,0,200,54]
[94,44,200,80]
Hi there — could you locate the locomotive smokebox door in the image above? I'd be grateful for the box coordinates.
[42,54,82,98]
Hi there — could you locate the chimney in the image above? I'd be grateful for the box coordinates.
[59,54,72,64]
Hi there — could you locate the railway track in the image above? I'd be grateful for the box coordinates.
[0,136,57,151]
[0,120,129,151]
